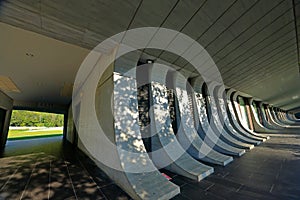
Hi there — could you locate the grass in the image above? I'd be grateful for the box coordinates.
[8,129,63,140]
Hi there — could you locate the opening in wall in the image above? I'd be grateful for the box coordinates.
[295,112,300,119]
[0,108,7,141]
[8,110,63,140]
[237,96,250,129]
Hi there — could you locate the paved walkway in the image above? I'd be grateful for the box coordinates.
[0,136,129,200]
[170,133,300,200]
[0,133,299,199]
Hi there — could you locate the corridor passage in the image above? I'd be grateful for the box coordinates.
[0,136,130,200]
[1,133,299,200]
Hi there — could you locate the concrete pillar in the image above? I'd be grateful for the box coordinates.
[0,90,13,149]
[72,48,180,199]
[244,99,254,131]
[63,112,68,140]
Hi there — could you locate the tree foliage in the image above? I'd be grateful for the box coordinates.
[10,110,64,127]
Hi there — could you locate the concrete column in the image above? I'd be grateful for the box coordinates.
[72,49,179,199]
[63,112,68,140]
[0,90,13,149]
[244,99,254,131]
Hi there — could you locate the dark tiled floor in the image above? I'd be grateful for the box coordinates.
[1,133,300,200]
[0,136,130,200]
[169,133,300,200]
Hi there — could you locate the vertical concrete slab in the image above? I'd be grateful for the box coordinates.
[224,90,266,142]
[270,107,287,126]
[73,50,180,199]
[262,105,300,132]
[214,86,261,145]
[0,90,13,149]
[148,64,214,181]
[205,82,253,150]
[66,105,74,143]
[267,107,300,129]
[230,93,271,138]
[190,78,245,157]
[170,72,233,166]
[113,73,180,199]
[248,99,281,134]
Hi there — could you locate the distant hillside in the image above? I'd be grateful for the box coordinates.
[10,110,63,127]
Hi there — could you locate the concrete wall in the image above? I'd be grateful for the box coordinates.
[0,90,13,148]
[66,101,82,148]
[71,59,139,197]
[66,105,75,144]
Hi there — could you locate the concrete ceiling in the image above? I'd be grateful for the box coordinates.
[0,0,299,112]
[0,22,89,107]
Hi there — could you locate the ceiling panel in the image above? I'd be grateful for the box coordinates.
[0,22,89,105]
[218,9,294,76]
[0,0,299,111]
[144,0,207,58]
[225,36,296,85]
[240,54,297,90]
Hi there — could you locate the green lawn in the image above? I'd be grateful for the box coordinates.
[8,129,63,140]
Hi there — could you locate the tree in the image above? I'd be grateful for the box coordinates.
[10,110,64,127]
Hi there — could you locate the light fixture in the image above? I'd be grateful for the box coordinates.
[0,76,20,93]
[25,52,34,57]
[146,59,154,64]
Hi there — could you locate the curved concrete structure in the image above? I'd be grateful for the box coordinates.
[205,82,254,150]
[214,86,261,146]
[148,65,214,181]
[226,90,268,141]
[270,107,290,127]
[286,111,300,124]
[237,96,278,134]
[191,79,245,157]
[1,1,300,199]
[274,109,300,126]
[170,72,233,166]
[269,107,290,127]
[259,103,285,130]
[277,110,292,125]
[284,111,300,125]
[94,73,180,200]
[257,103,299,133]
[267,106,300,129]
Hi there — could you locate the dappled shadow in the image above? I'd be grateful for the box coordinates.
[146,81,213,179]
[113,74,179,199]
[0,152,106,199]
[114,74,163,166]
[194,93,210,132]
[137,83,152,152]
[0,137,131,200]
